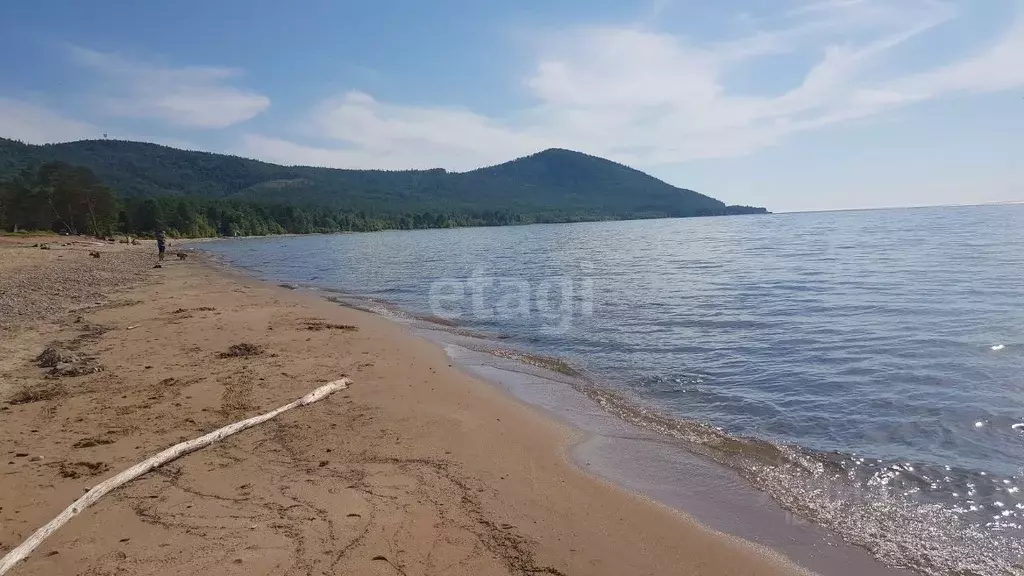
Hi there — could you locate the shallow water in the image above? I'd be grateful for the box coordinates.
[203,204,1024,574]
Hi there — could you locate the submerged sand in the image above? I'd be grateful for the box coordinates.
[0,236,808,575]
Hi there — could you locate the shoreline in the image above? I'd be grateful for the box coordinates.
[1,237,809,576]
[194,212,1024,576]
[279,280,916,576]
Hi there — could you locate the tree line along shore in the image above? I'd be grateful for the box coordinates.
[0,139,766,239]
[0,162,628,238]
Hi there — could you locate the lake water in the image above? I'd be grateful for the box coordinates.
[202,204,1024,575]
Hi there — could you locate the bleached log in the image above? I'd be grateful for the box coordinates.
[0,378,350,575]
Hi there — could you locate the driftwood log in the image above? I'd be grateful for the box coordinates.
[0,378,351,575]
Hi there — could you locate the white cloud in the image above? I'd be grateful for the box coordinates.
[0,98,98,144]
[245,92,548,170]
[71,47,270,129]
[0,98,209,148]
[244,0,1024,170]
[787,0,870,17]
[886,12,1024,97]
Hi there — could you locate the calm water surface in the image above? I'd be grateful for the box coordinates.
[204,205,1024,575]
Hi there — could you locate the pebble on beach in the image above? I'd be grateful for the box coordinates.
[0,243,153,328]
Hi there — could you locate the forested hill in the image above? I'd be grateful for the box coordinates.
[0,138,766,220]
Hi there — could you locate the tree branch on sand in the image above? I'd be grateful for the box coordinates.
[0,378,351,575]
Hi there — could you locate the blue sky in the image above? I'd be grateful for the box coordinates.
[1,0,1022,212]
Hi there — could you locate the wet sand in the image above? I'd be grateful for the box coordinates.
[0,236,809,575]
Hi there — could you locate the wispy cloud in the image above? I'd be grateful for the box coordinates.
[0,96,206,148]
[787,0,871,17]
[244,0,1024,171]
[71,46,270,129]
[0,98,98,144]
[243,91,549,169]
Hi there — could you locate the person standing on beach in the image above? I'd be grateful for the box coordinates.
[156,229,167,261]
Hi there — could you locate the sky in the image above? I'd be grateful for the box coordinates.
[1,0,1022,212]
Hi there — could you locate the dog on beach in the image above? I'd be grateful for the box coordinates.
[177,252,188,260]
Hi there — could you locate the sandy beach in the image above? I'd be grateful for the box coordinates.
[0,236,810,576]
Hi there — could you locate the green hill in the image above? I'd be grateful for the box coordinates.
[0,138,766,220]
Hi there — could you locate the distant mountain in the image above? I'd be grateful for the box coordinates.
[0,138,767,219]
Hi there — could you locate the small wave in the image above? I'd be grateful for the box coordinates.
[412,312,460,328]
[475,346,582,377]
[325,295,405,319]
[414,316,511,341]
[992,344,1006,351]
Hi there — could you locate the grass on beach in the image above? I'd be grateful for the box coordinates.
[218,342,265,358]
[304,320,358,332]
[8,384,64,405]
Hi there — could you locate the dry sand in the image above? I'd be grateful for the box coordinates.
[0,235,811,575]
